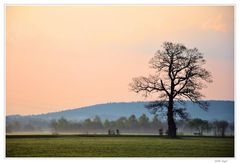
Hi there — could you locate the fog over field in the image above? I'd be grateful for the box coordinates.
[6,100,234,136]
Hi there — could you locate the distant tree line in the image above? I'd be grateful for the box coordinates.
[6,118,50,133]
[6,114,234,137]
[50,114,163,134]
[187,119,233,137]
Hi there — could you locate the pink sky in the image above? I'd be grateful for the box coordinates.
[6,6,234,115]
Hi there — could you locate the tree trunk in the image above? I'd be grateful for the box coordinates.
[221,128,225,137]
[167,98,177,138]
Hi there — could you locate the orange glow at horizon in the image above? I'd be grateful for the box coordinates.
[6,6,234,115]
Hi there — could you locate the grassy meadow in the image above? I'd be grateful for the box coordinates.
[6,134,234,157]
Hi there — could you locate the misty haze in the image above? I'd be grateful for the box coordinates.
[6,6,234,157]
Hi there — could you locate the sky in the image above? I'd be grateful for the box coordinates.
[6,6,234,115]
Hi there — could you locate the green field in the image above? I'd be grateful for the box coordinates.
[6,135,234,157]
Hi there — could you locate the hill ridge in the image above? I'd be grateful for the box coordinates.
[6,100,234,122]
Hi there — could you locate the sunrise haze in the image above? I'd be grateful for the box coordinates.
[6,6,234,115]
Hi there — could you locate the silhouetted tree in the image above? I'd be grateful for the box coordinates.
[130,42,212,137]
[213,120,229,137]
[188,118,209,135]
[50,119,58,134]
[115,117,128,129]
[92,116,103,129]
[151,115,162,130]
[127,114,138,129]
[57,117,69,131]
[138,114,149,129]
[229,122,234,136]
[83,118,92,129]
[104,120,111,129]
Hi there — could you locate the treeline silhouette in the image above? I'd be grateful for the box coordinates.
[6,114,234,136]
[50,114,162,134]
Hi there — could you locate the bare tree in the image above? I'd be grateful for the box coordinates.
[130,42,212,138]
[188,118,210,135]
[213,120,229,137]
[229,122,234,136]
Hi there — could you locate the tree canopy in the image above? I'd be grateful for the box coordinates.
[130,42,212,137]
